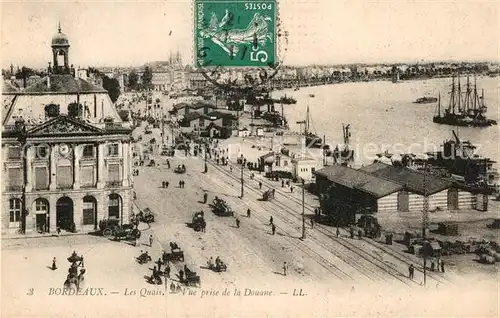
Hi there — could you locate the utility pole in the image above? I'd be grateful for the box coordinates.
[301,179,306,240]
[240,163,244,198]
[422,161,429,287]
[161,108,165,146]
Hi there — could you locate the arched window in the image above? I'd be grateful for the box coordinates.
[9,198,22,226]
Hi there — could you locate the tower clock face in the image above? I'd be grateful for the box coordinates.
[59,144,70,156]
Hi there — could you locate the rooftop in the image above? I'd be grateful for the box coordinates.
[22,74,106,94]
[359,162,453,195]
[315,165,403,198]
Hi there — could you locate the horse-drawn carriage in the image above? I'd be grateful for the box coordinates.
[210,197,234,217]
[147,159,156,166]
[262,189,275,201]
[161,146,175,156]
[137,251,152,264]
[174,164,186,174]
[136,208,155,223]
[207,258,227,272]
[191,211,205,232]
[113,225,141,241]
[162,242,185,263]
[99,219,140,239]
[183,272,201,287]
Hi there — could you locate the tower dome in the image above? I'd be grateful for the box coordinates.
[51,23,69,47]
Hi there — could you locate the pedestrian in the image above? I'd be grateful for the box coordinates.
[259,181,262,189]
[157,258,163,272]
[51,257,57,270]
[80,255,84,267]
[350,227,354,239]
[310,218,314,229]
[56,225,61,236]
[272,223,276,235]
[179,269,184,281]
[336,227,340,237]
[165,181,169,188]
[283,262,288,276]
[162,181,165,188]
[236,218,240,228]
[165,264,171,278]
[430,261,435,272]
[269,216,273,225]
[290,186,294,193]
[230,166,233,172]
[179,180,182,188]
[247,208,251,218]
[203,192,208,204]
[440,260,445,273]
[358,230,362,239]
[149,235,153,247]
[409,264,414,279]
[281,180,285,187]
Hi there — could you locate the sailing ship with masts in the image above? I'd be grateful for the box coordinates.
[296,104,323,148]
[433,75,497,127]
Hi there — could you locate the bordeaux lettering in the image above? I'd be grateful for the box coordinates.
[48,288,104,296]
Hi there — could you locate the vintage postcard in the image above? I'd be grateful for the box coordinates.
[1,0,499,317]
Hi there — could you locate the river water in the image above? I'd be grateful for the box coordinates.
[272,76,499,167]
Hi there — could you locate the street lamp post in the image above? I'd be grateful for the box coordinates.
[240,163,244,198]
[422,161,429,286]
[301,179,306,240]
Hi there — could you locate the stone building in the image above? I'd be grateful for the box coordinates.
[1,25,133,235]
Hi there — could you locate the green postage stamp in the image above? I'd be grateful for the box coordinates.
[194,0,277,68]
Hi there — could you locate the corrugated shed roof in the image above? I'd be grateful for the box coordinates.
[359,162,452,195]
[190,101,215,109]
[206,111,237,120]
[315,165,403,198]
[23,74,106,93]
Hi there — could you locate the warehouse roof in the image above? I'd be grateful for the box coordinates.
[315,165,403,198]
[359,162,453,195]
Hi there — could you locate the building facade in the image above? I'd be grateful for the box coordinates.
[1,26,133,235]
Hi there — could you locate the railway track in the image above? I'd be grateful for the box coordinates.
[200,169,354,281]
[207,160,415,287]
[223,159,452,286]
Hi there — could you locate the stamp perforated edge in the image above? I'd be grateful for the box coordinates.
[191,0,288,71]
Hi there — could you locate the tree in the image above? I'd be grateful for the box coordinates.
[128,70,138,89]
[142,66,153,89]
[102,75,121,103]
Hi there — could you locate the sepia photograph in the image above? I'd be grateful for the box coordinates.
[1,0,499,317]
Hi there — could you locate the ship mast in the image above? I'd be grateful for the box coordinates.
[449,75,455,114]
[305,103,310,135]
[457,75,462,113]
[473,76,477,111]
[437,92,441,116]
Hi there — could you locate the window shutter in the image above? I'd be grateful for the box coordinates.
[108,164,120,181]
[57,166,73,188]
[35,167,48,189]
[81,166,94,186]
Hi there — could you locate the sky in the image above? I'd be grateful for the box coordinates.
[1,0,499,68]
